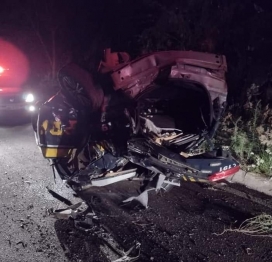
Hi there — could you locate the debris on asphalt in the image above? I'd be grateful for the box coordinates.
[123,189,153,209]
[245,247,253,255]
[16,241,27,248]
[46,187,73,206]
[48,200,141,261]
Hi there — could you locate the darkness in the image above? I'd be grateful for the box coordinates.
[0,0,271,103]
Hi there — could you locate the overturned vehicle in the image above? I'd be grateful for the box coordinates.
[33,49,239,207]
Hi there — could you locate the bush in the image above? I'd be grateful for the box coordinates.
[216,84,272,177]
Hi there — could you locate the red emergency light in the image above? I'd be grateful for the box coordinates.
[0,66,4,74]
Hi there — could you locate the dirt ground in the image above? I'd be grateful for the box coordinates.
[1,118,272,262]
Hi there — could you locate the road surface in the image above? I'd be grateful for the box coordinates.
[0,117,272,262]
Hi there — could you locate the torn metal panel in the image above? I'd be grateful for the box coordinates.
[110,51,227,102]
[91,169,137,187]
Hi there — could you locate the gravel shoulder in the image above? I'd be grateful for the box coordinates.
[227,170,272,197]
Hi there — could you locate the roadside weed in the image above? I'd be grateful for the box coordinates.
[215,214,272,237]
[215,88,272,177]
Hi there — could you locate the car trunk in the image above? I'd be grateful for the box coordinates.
[137,79,212,134]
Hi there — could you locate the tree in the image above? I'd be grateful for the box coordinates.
[23,0,74,79]
[137,0,272,103]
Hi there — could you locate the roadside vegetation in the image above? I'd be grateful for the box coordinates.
[215,84,272,177]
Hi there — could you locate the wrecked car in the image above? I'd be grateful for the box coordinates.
[32,49,240,207]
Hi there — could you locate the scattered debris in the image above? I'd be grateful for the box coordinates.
[47,201,88,220]
[48,201,141,261]
[46,187,73,206]
[27,204,34,210]
[245,247,253,255]
[123,189,154,209]
[16,241,27,248]
[111,242,141,262]
[7,239,11,246]
[123,174,167,208]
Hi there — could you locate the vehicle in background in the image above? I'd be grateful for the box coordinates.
[0,66,35,114]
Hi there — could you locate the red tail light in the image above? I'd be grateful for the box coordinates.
[208,165,240,182]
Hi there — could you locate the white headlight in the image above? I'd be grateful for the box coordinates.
[29,105,35,111]
[25,93,34,103]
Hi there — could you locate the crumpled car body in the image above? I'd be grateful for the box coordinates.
[110,50,227,102]
[33,49,239,206]
[103,50,228,140]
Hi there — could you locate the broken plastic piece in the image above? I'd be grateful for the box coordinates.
[123,173,167,208]
[155,173,166,191]
[112,241,141,262]
[123,189,155,209]
[48,201,88,220]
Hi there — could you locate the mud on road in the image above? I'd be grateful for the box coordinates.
[0,120,272,262]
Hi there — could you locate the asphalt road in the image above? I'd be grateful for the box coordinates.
[1,116,272,262]
[0,116,75,262]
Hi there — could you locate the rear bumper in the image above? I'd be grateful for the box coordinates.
[185,155,240,182]
[0,103,35,113]
[208,165,240,181]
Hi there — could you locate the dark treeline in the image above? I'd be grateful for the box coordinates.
[0,0,271,103]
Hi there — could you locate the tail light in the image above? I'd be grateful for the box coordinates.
[208,165,240,182]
